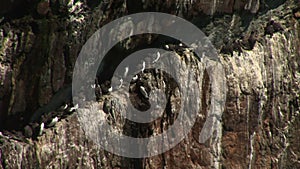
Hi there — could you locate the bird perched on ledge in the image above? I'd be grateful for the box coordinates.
[220,38,234,56]
[264,20,284,37]
[38,123,44,136]
[163,42,188,53]
[139,86,149,99]
[47,116,58,127]
[232,39,243,55]
[248,31,258,49]
[241,31,258,50]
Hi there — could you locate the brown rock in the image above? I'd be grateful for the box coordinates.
[294,11,300,18]
[23,125,32,138]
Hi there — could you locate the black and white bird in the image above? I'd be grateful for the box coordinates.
[139,86,149,99]
[163,43,187,53]
[220,38,233,56]
[164,44,170,50]
[141,61,146,72]
[58,103,69,112]
[265,20,284,37]
[103,98,111,114]
[24,125,33,138]
[38,122,44,136]
[162,80,166,89]
[124,67,129,78]
[100,80,112,94]
[108,86,113,92]
[248,31,258,49]
[153,51,161,63]
[271,20,284,32]
[69,104,78,112]
[118,78,123,88]
[95,83,102,100]
[232,39,243,55]
[91,84,96,89]
[47,116,58,127]
[132,75,138,81]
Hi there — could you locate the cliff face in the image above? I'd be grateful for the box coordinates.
[0,0,299,168]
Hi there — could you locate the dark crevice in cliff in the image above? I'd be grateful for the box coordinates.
[126,0,144,14]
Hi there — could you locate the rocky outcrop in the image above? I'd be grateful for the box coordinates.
[0,0,299,168]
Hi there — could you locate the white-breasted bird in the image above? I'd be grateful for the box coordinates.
[63,104,68,110]
[39,123,44,136]
[153,51,161,63]
[132,75,138,82]
[108,86,113,92]
[162,81,166,88]
[139,86,149,99]
[48,116,58,127]
[124,67,129,78]
[69,104,79,112]
[141,61,146,72]
[118,78,123,88]
[164,44,170,50]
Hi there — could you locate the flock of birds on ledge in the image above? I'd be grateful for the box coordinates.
[0,19,284,142]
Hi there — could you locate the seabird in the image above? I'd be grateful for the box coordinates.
[100,80,112,94]
[124,67,129,78]
[265,20,283,37]
[118,78,123,88]
[164,44,170,50]
[108,86,113,92]
[103,98,111,114]
[141,61,146,72]
[248,31,258,49]
[132,75,138,82]
[139,86,149,99]
[48,116,58,127]
[91,84,96,89]
[95,84,102,100]
[153,51,161,63]
[164,44,181,51]
[63,104,68,110]
[232,39,242,55]
[272,21,284,32]
[24,125,33,138]
[94,78,102,100]
[264,24,274,36]
[162,81,166,89]
[39,123,44,136]
[69,104,79,112]
[220,38,233,56]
